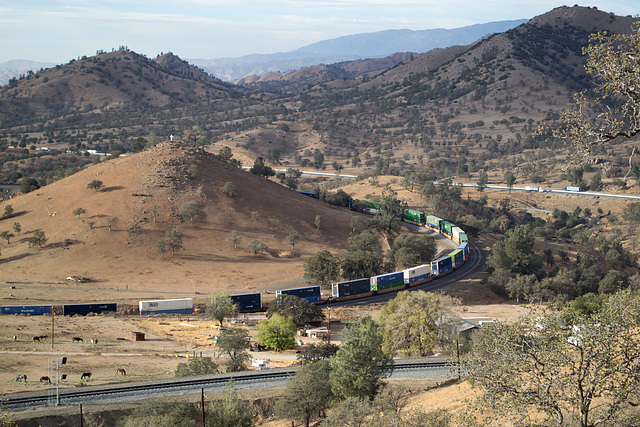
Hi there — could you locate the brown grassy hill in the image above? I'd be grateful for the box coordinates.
[0,142,356,305]
[0,49,237,121]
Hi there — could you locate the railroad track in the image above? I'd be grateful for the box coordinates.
[4,361,451,410]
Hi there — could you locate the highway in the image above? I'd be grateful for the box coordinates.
[459,183,640,200]
[242,165,640,200]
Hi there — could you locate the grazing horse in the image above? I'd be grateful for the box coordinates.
[32,336,40,342]
[72,337,83,343]
[115,368,126,376]
[40,376,51,383]
[80,372,92,380]
[90,338,98,345]
[38,335,48,340]
[15,374,27,382]
[12,335,17,341]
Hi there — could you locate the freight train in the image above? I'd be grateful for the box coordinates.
[330,210,470,301]
[0,210,471,316]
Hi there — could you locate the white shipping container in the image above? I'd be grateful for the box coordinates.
[404,264,431,280]
[452,227,465,240]
[139,298,193,314]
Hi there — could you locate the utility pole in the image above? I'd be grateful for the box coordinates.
[201,388,206,427]
[51,310,55,349]
[51,356,67,405]
[327,307,331,343]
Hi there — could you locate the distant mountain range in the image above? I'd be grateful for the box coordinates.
[0,59,56,86]
[188,20,527,81]
[0,20,527,85]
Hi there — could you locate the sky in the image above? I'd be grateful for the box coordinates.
[0,1,637,64]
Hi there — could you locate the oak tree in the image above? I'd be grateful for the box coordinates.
[463,289,640,427]
[207,292,238,328]
[329,315,393,401]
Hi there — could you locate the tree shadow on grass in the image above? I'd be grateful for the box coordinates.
[2,210,29,220]
[100,186,125,193]
[0,252,33,264]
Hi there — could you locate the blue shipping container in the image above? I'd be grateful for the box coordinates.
[431,256,453,276]
[276,286,321,303]
[403,264,431,285]
[230,293,262,312]
[459,242,469,260]
[332,278,371,298]
[0,305,52,316]
[63,303,118,316]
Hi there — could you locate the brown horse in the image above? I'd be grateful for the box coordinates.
[40,376,51,383]
[115,368,126,375]
[72,337,83,343]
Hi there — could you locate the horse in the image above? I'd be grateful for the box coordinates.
[40,376,51,383]
[38,335,48,340]
[115,368,126,376]
[72,337,83,343]
[90,338,98,345]
[80,372,92,380]
[15,374,27,382]
[32,336,40,342]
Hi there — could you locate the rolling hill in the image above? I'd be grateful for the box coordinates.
[0,142,355,303]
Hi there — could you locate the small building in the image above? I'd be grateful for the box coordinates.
[252,359,270,369]
[305,327,329,339]
[131,331,145,341]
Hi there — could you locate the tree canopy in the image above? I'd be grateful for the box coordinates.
[329,315,393,401]
[388,234,437,270]
[257,313,296,351]
[303,250,340,285]
[486,225,543,277]
[216,328,251,372]
[379,291,459,357]
[274,361,332,427]
[552,23,640,158]
[266,294,325,328]
[207,292,238,327]
[463,289,640,427]
[249,156,275,178]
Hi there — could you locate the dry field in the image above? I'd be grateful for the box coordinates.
[2,299,529,426]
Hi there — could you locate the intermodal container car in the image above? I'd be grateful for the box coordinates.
[459,242,469,260]
[139,298,193,315]
[63,303,118,316]
[371,271,405,294]
[439,221,455,237]
[450,249,464,268]
[332,278,373,300]
[403,264,431,286]
[425,215,443,232]
[276,286,321,303]
[451,226,465,244]
[403,209,426,225]
[432,256,453,276]
[460,233,468,243]
[0,305,52,315]
[230,293,262,312]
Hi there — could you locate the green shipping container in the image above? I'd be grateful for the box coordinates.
[460,234,468,243]
[449,249,463,264]
[440,221,455,234]
[404,209,425,224]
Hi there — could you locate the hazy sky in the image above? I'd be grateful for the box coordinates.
[0,1,637,64]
